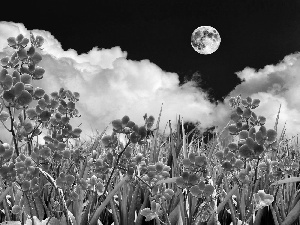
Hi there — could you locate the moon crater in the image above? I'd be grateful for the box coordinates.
[191,26,221,54]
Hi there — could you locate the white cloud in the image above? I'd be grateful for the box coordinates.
[0,21,299,145]
[221,53,300,138]
[0,21,221,143]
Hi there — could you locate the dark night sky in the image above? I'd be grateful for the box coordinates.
[2,0,300,101]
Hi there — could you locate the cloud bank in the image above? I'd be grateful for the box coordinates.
[221,53,300,139]
[0,21,299,145]
[0,21,225,143]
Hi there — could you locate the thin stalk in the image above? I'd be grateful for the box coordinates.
[7,106,19,156]
[136,190,150,225]
[89,175,129,225]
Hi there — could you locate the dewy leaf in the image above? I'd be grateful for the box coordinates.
[40,111,51,122]
[17,48,28,61]
[17,90,33,106]
[239,130,249,140]
[239,144,253,158]
[35,36,45,48]
[140,208,158,222]
[0,111,10,122]
[243,108,252,118]
[271,177,300,186]
[252,99,260,107]
[27,46,35,57]
[228,124,238,134]
[1,56,9,66]
[112,119,122,131]
[7,37,17,47]
[72,128,82,136]
[16,34,24,43]
[230,112,240,122]
[11,205,22,214]
[19,38,29,47]
[31,52,42,64]
[20,74,32,84]
[14,82,25,97]
[33,67,45,79]
[3,90,15,103]
[0,69,8,82]
[266,129,277,142]
[190,185,201,196]
[33,87,45,98]
[2,75,13,91]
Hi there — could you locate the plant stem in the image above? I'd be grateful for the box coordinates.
[7,106,19,156]
[89,175,129,225]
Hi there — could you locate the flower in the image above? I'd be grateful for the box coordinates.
[254,190,274,210]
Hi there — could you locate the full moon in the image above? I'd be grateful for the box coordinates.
[191,26,221,54]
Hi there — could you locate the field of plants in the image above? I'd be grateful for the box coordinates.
[0,33,299,225]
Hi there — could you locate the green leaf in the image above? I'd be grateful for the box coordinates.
[157,177,180,185]
[23,122,33,133]
[271,177,300,186]
[33,67,45,79]
[112,119,122,130]
[7,37,17,46]
[33,87,45,98]
[204,184,214,195]
[228,124,238,134]
[1,57,9,66]
[0,111,9,121]
[267,129,277,142]
[26,108,38,119]
[239,130,249,139]
[17,90,32,106]
[3,90,15,103]
[0,221,21,225]
[27,46,35,57]
[20,74,32,84]
[31,52,42,64]
[239,144,253,158]
[140,208,158,221]
[72,128,82,136]
[0,69,9,82]
[17,48,28,60]
[40,111,51,121]
[14,82,25,97]
[19,38,29,47]
[258,116,266,125]
[35,36,44,48]
[252,99,260,107]
[16,34,24,43]
[11,205,22,214]
[222,161,233,171]
[20,66,30,75]
[2,74,13,91]
[190,185,201,196]
[230,112,240,122]
[243,108,252,118]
